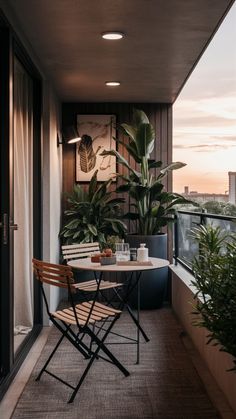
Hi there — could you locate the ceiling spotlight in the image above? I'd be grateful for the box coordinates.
[102,32,124,40]
[105,81,121,87]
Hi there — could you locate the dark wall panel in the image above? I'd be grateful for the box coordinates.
[62,102,172,202]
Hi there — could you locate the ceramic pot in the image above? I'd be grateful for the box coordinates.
[126,233,168,309]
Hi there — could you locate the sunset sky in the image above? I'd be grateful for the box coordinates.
[173,2,236,194]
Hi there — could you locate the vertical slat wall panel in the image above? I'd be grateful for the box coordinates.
[62,103,172,227]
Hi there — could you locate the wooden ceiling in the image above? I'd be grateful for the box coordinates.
[4,0,234,103]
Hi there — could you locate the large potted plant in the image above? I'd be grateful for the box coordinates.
[60,170,127,247]
[191,224,236,371]
[60,170,127,284]
[101,109,191,308]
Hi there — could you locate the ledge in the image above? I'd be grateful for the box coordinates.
[170,263,193,287]
[169,263,198,295]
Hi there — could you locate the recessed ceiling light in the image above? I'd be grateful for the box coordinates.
[105,81,121,86]
[102,32,124,40]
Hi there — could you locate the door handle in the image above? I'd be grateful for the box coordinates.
[0,213,8,245]
[10,223,18,231]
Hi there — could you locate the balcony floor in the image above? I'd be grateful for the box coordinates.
[1,307,234,418]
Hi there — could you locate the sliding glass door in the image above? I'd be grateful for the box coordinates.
[13,58,34,353]
[0,19,42,398]
[0,23,12,383]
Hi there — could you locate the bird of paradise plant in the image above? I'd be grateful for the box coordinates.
[100,109,193,235]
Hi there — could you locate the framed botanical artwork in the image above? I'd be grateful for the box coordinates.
[76,114,116,182]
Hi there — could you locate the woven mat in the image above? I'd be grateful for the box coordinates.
[12,308,220,419]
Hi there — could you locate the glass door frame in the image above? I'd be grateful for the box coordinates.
[0,13,42,400]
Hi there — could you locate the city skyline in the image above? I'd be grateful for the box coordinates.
[173,2,236,194]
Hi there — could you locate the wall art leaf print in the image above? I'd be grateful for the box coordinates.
[76,115,116,182]
[78,135,101,173]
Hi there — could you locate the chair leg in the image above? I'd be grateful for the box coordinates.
[68,343,100,403]
[126,304,149,342]
[113,284,150,343]
[53,319,91,359]
[36,331,65,381]
[88,331,130,378]
[89,323,95,352]
[68,316,130,404]
[36,320,91,382]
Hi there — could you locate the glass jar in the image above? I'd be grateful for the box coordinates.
[137,243,148,262]
[115,242,130,261]
[130,248,137,261]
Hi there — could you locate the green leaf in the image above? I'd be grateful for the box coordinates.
[151,204,160,217]
[159,162,186,177]
[135,124,155,157]
[88,169,98,199]
[63,230,74,237]
[115,138,141,163]
[148,160,163,169]
[87,224,98,236]
[116,184,132,193]
[72,231,81,239]
[151,205,165,218]
[111,221,120,234]
[129,185,149,201]
[64,219,80,230]
[100,149,141,179]
[150,181,164,197]
[92,182,110,204]
[133,109,150,126]
[64,210,77,216]
[121,123,137,141]
[125,142,141,163]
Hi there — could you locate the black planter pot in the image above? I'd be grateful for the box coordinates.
[126,233,168,309]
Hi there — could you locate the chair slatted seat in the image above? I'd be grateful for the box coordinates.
[32,258,129,403]
[53,302,120,325]
[61,242,123,292]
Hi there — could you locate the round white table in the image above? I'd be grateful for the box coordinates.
[68,257,169,363]
[68,256,169,272]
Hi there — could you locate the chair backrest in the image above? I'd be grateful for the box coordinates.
[32,258,74,289]
[32,258,83,327]
[61,242,100,262]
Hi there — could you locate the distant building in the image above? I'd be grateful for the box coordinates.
[184,186,189,195]
[228,172,236,205]
[182,188,229,203]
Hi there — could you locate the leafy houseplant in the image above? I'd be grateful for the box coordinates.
[100,109,192,308]
[60,170,126,248]
[191,224,236,371]
[100,109,191,235]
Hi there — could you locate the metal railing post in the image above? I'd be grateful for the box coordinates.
[174,211,179,265]
[200,208,207,226]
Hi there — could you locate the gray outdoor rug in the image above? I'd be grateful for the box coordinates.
[12,307,220,419]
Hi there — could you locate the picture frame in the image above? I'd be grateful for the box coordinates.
[76,114,116,182]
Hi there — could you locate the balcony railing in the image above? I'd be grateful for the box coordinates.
[173,209,236,273]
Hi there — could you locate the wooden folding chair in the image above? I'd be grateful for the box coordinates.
[61,242,123,298]
[32,258,129,403]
